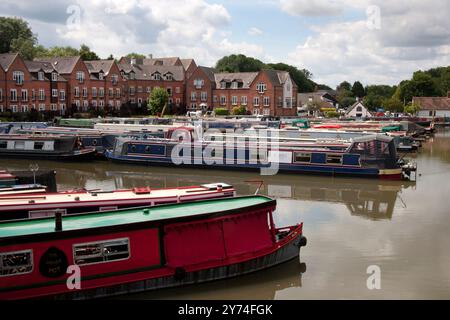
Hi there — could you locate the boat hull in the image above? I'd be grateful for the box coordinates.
[0,149,97,161]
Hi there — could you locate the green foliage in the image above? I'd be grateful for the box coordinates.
[363,85,396,111]
[266,63,315,92]
[337,81,352,92]
[404,103,421,115]
[148,88,169,115]
[215,54,265,73]
[325,111,340,118]
[125,53,147,59]
[79,44,99,60]
[10,37,36,60]
[231,105,246,115]
[214,108,229,116]
[36,45,80,58]
[383,97,404,112]
[0,17,36,54]
[339,97,357,109]
[351,81,365,98]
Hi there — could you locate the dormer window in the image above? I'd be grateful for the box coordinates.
[153,73,161,80]
[99,72,104,80]
[111,74,118,85]
[231,81,238,89]
[129,72,135,80]
[220,81,226,89]
[165,73,173,81]
[51,72,58,82]
[13,71,24,85]
[38,72,44,81]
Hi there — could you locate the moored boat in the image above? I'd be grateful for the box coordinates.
[0,195,306,300]
[0,134,96,160]
[0,182,235,221]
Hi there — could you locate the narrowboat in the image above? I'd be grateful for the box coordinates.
[0,134,96,160]
[0,182,235,221]
[0,195,306,300]
[105,129,417,180]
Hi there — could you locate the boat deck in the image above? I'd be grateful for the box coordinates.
[0,196,273,238]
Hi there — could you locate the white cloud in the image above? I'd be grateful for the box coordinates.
[285,0,450,87]
[248,27,263,36]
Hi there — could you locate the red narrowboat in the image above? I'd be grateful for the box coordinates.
[0,196,306,300]
[0,183,235,221]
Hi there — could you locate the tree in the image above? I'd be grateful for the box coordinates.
[36,46,79,58]
[383,97,404,113]
[340,97,357,109]
[126,53,147,59]
[0,17,36,54]
[352,81,365,98]
[404,103,421,115]
[10,37,36,60]
[215,54,265,73]
[266,63,315,92]
[79,44,99,60]
[231,105,246,115]
[337,81,352,92]
[148,88,169,115]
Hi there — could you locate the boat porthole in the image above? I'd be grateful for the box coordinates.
[145,146,150,153]
[131,145,136,152]
[92,139,97,146]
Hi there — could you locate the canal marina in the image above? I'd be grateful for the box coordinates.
[0,120,449,299]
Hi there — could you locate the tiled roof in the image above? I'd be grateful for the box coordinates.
[122,56,182,67]
[24,60,55,73]
[84,60,114,75]
[413,96,450,110]
[180,58,196,70]
[214,72,259,89]
[34,56,80,74]
[133,64,185,81]
[198,66,216,82]
[0,53,18,71]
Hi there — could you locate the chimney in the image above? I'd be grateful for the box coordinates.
[149,53,153,59]
[130,58,136,65]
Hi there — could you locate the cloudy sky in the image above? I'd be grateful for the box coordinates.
[1,0,449,87]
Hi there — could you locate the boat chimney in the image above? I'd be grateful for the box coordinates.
[217,184,223,192]
[55,210,63,232]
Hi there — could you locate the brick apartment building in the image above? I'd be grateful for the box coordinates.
[0,52,298,117]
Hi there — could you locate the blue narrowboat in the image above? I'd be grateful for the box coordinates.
[105,129,416,180]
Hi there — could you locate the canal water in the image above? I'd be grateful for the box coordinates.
[1,130,450,299]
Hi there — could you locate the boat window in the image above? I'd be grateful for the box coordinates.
[34,141,45,150]
[327,154,342,164]
[0,250,33,277]
[73,238,130,266]
[14,141,25,150]
[0,141,7,149]
[294,152,311,163]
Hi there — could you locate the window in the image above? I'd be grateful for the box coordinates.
[52,89,58,97]
[10,89,17,102]
[153,73,161,80]
[34,141,45,150]
[99,87,105,97]
[231,96,238,105]
[38,72,44,81]
[60,90,66,101]
[82,87,88,98]
[0,250,33,277]
[76,71,85,83]
[220,81,226,89]
[194,79,204,88]
[92,87,97,98]
[0,141,7,149]
[200,92,207,101]
[99,72,104,80]
[256,82,266,93]
[231,81,238,89]
[175,87,180,94]
[11,105,18,112]
[13,71,24,85]
[146,87,151,93]
[73,238,130,265]
[92,100,97,107]
[111,74,118,85]
[294,152,311,163]
[165,73,173,81]
[74,87,79,97]
[327,154,342,164]
[128,87,134,96]
[0,89,3,101]
[39,104,45,111]
[52,72,58,82]
[167,88,172,96]
[285,97,292,108]
[21,105,28,112]
[213,95,218,103]
[241,96,247,106]
[253,96,260,106]
[263,96,270,106]
[109,88,114,97]
[51,104,57,111]
[263,108,270,116]
[220,95,226,105]
[356,106,362,112]
[129,72,135,80]
[191,92,197,101]
[116,88,121,97]
[39,89,45,101]
[21,89,28,102]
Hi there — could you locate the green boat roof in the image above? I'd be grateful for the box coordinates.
[0,196,273,239]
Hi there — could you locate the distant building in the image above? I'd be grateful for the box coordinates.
[413,92,450,117]
[297,91,338,116]
[345,101,372,118]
